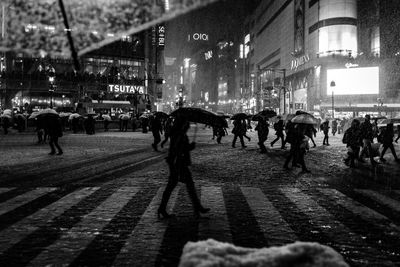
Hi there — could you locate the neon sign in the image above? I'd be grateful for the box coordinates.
[108,84,144,94]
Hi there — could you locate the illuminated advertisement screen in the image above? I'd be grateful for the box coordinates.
[327,67,379,95]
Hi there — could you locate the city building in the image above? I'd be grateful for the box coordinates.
[248,0,400,118]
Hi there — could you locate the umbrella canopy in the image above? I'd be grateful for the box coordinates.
[2,109,12,115]
[257,109,277,118]
[28,111,40,119]
[68,113,81,120]
[121,114,130,120]
[0,0,220,58]
[231,113,249,120]
[283,114,296,121]
[37,108,59,118]
[291,114,317,125]
[102,115,112,121]
[0,114,12,119]
[170,107,228,128]
[14,113,26,119]
[270,115,283,123]
[153,111,168,119]
[59,112,72,118]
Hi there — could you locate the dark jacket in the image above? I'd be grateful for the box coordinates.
[167,132,195,168]
[360,120,373,140]
[343,127,362,147]
[46,116,63,137]
[379,127,394,146]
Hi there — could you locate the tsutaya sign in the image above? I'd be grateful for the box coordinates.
[108,84,145,94]
[187,33,209,41]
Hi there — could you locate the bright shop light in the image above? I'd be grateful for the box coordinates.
[327,67,379,95]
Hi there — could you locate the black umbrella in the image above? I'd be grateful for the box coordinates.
[153,111,169,119]
[231,113,249,120]
[257,109,277,118]
[170,107,227,128]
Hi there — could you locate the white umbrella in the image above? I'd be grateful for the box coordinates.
[69,113,81,120]
[0,114,12,119]
[121,114,130,120]
[2,109,12,115]
[59,112,72,118]
[102,115,112,121]
[29,112,41,119]
[39,108,58,115]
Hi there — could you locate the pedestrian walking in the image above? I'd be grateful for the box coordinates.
[342,119,362,167]
[158,116,210,218]
[321,119,330,145]
[46,116,63,155]
[331,119,338,136]
[151,114,163,151]
[378,123,400,162]
[1,116,10,134]
[215,125,228,144]
[161,117,173,148]
[283,124,310,173]
[396,124,400,143]
[85,114,95,135]
[232,119,246,148]
[359,114,377,165]
[255,118,269,153]
[35,116,47,144]
[271,117,285,149]
[141,116,149,133]
[305,124,317,148]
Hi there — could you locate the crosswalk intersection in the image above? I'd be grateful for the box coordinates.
[0,185,399,266]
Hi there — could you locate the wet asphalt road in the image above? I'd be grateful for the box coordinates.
[0,126,400,266]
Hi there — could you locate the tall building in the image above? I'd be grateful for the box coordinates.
[248,0,400,117]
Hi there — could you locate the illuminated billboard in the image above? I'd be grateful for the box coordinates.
[327,67,379,95]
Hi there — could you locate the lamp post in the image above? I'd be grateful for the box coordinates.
[330,81,336,119]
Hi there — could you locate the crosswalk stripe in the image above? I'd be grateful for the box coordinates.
[0,188,15,195]
[28,187,139,267]
[198,186,232,243]
[0,187,99,254]
[355,189,400,213]
[112,186,180,267]
[318,188,400,231]
[281,187,394,264]
[0,188,57,216]
[241,187,297,246]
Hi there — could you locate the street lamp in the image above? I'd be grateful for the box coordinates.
[330,81,336,118]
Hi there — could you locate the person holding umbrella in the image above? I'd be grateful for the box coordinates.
[321,118,330,146]
[255,117,269,153]
[283,123,310,173]
[158,115,210,218]
[40,109,63,155]
[342,119,362,167]
[232,118,247,148]
[359,114,377,165]
[161,116,173,148]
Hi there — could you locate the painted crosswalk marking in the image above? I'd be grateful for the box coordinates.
[0,187,99,254]
[198,186,232,243]
[0,188,56,216]
[355,189,400,213]
[0,188,15,195]
[112,186,180,267]
[241,187,297,246]
[281,187,394,265]
[28,187,139,266]
[319,188,400,230]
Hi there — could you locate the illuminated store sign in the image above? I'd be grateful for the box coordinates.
[108,84,144,94]
[291,54,310,70]
[187,33,209,41]
[327,67,379,95]
[158,24,165,47]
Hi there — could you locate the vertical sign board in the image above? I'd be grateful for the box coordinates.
[157,24,165,50]
[294,0,305,56]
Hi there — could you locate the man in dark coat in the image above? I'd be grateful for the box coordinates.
[359,114,377,165]
[321,119,330,145]
[151,115,163,151]
[283,123,310,173]
[45,115,63,155]
[271,118,285,149]
[255,118,269,153]
[158,116,210,218]
[379,123,400,162]
[231,119,246,148]
[343,119,362,167]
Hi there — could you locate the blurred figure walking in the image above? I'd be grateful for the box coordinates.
[379,123,400,162]
[271,117,285,149]
[46,116,63,155]
[359,114,377,165]
[158,116,210,218]
[342,119,362,167]
[151,114,163,151]
[255,118,269,153]
[232,119,246,148]
[321,119,330,146]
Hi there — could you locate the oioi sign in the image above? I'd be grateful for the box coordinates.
[187,33,209,41]
[108,84,145,94]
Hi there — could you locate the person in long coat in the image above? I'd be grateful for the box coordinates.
[342,119,362,167]
[231,119,246,148]
[45,115,63,155]
[158,116,210,218]
[283,123,310,172]
[359,114,377,165]
[151,114,163,151]
[379,123,400,162]
[271,118,285,149]
[321,119,330,146]
[255,118,269,153]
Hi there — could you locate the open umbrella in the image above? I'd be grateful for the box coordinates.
[59,112,72,118]
[2,109,12,115]
[231,113,249,120]
[291,114,317,125]
[38,108,59,117]
[257,109,277,118]
[14,113,26,119]
[153,111,168,119]
[28,112,40,119]
[121,114,130,120]
[283,114,296,121]
[69,113,81,121]
[170,107,227,128]
[0,114,12,119]
[102,115,112,121]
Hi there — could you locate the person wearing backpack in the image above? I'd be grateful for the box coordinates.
[271,117,285,149]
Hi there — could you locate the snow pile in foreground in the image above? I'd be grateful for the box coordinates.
[179,239,349,267]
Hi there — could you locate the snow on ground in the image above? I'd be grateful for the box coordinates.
[179,239,348,267]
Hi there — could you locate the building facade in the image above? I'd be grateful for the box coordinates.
[249,0,400,117]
